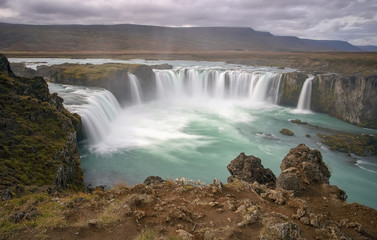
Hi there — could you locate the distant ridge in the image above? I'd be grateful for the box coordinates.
[356,45,377,52]
[0,22,365,52]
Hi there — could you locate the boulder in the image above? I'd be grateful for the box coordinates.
[279,128,294,136]
[276,144,331,194]
[2,189,13,201]
[144,176,164,185]
[227,153,276,186]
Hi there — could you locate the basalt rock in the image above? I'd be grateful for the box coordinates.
[311,74,377,129]
[0,54,83,192]
[276,144,331,194]
[279,128,294,136]
[227,152,276,186]
[29,63,156,104]
[279,72,377,129]
[144,176,164,185]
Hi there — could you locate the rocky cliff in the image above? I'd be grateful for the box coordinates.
[0,54,83,195]
[34,63,156,104]
[279,72,377,129]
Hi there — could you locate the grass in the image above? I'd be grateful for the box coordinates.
[47,63,143,82]
[0,71,82,190]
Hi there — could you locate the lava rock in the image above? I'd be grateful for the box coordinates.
[279,128,294,136]
[2,189,13,201]
[144,176,164,185]
[276,144,331,194]
[227,152,276,186]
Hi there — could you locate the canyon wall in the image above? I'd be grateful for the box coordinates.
[279,72,377,129]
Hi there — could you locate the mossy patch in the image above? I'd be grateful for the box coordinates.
[40,63,143,82]
[318,133,377,156]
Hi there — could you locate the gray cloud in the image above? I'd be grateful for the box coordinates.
[0,0,376,45]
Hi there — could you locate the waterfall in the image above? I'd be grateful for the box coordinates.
[153,68,282,103]
[297,75,314,111]
[128,73,143,104]
[48,83,121,145]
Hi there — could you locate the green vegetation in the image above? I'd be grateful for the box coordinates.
[0,55,83,194]
[49,63,142,82]
[318,133,377,156]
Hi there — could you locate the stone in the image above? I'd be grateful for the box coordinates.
[276,144,331,194]
[227,152,276,186]
[2,189,13,201]
[9,212,25,223]
[262,221,302,240]
[276,170,304,194]
[144,176,164,185]
[279,128,294,136]
[176,229,194,240]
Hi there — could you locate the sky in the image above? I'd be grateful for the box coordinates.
[0,0,376,46]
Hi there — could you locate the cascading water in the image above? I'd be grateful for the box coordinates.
[128,73,143,104]
[154,68,282,103]
[48,83,121,146]
[297,75,314,111]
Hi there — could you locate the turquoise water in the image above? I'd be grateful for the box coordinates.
[15,57,375,210]
[77,99,377,209]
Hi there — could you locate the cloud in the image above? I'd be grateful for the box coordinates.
[0,0,376,45]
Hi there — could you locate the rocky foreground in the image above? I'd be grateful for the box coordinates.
[1,144,377,240]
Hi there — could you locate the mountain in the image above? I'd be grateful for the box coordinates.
[0,22,364,52]
[356,45,377,52]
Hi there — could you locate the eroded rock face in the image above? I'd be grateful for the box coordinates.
[24,63,156,104]
[311,74,377,129]
[0,54,83,191]
[279,72,377,129]
[227,152,276,186]
[276,144,330,194]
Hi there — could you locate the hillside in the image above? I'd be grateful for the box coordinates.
[0,23,363,52]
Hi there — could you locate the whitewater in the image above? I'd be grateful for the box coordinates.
[10,58,377,209]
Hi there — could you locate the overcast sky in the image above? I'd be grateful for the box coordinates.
[1,0,376,46]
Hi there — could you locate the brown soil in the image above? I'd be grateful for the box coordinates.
[4,179,377,240]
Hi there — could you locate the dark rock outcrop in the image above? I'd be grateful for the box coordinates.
[276,144,331,194]
[227,152,276,186]
[144,176,164,185]
[32,63,156,104]
[151,63,173,69]
[9,63,37,78]
[279,128,294,136]
[279,72,377,129]
[278,72,307,107]
[0,54,83,193]
[311,74,377,129]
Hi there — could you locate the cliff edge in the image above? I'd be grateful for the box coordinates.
[0,54,83,194]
